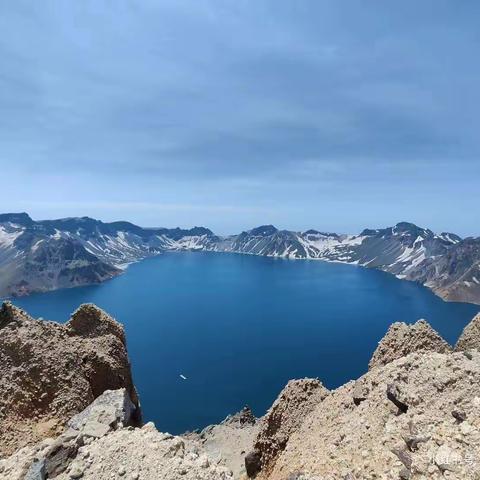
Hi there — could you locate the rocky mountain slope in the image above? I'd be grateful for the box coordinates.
[0,213,217,297]
[252,337,480,480]
[1,213,479,304]
[0,301,141,457]
[1,304,480,479]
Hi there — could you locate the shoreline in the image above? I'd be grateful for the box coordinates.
[3,249,479,307]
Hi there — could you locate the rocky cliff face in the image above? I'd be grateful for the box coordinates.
[2,304,480,479]
[247,315,480,480]
[1,213,479,304]
[0,302,140,457]
[257,350,480,480]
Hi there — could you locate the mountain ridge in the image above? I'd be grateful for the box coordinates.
[1,213,479,304]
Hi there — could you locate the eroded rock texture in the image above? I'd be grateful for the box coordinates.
[368,319,451,370]
[249,378,329,476]
[455,313,480,352]
[0,302,140,456]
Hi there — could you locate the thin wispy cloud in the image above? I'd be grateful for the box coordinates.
[0,1,479,235]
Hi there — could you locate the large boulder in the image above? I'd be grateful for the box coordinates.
[67,388,137,431]
[19,389,138,479]
[0,302,140,456]
[455,313,480,352]
[247,378,329,476]
[369,319,451,370]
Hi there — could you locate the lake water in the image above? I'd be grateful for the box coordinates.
[10,252,479,433]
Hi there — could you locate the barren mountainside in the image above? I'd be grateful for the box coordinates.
[1,213,479,304]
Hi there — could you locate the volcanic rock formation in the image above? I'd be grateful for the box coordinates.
[2,304,480,480]
[0,302,140,457]
[368,319,452,370]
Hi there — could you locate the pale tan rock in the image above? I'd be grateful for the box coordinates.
[251,378,329,475]
[186,407,259,479]
[0,427,234,480]
[3,305,480,480]
[455,313,480,352]
[259,351,480,480]
[369,319,451,370]
[0,302,140,456]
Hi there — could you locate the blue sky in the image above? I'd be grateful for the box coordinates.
[1,1,479,235]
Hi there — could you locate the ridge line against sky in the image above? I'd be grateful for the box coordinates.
[2,210,477,239]
[0,1,479,236]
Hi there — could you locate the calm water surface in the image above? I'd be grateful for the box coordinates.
[10,252,479,433]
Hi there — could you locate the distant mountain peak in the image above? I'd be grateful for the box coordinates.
[360,222,434,240]
[394,221,420,229]
[249,225,278,236]
[0,212,34,226]
[360,228,380,237]
[303,229,339,238]
[163,226,214,239]
[392,222,433,239]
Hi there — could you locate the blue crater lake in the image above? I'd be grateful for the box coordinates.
[10,252,479,433]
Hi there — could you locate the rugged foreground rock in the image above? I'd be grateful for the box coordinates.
[258,350,480,479]
[1,303,480,479]
[245,313,480,480]
[0,389,234,480]
[0,302,140,457]
[249,379,329,476]
[186,406,259,479]
[368,319,451,370]
[455,313,480,352]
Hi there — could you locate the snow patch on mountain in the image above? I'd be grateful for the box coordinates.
[0,213,479,304]
[0,226,22,249]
